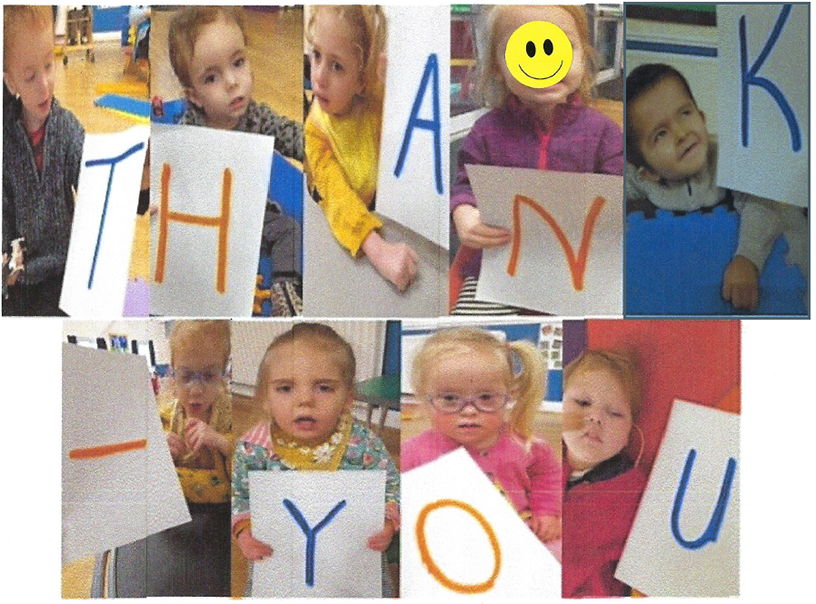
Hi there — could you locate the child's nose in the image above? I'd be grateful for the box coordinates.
[313,62,328,88]
[295,387,315,407]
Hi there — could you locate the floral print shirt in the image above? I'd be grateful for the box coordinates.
[231,420,400,532]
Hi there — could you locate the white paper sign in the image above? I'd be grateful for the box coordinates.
[376,5,450,249]
[402,448,560,598]
[303,188,448,317]
[249,470,385,598]
[150,124,274,316]
[470,165,623,315]
[717,4,808,207]
[60,127,150,317]
[62,344,190,564]
[616,400,739,597]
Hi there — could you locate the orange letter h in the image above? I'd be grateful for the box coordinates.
[154,163,232,293]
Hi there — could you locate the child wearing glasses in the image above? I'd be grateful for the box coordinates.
[162,320,233,503]
[402,327,561,543]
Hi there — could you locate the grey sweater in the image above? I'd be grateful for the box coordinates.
[3,96,84,286]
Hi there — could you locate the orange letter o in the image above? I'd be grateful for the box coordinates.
[415,499,501,594]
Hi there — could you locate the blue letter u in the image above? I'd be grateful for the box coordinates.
[670,449,737,550]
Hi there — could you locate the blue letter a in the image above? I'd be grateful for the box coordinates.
[394,53,443,194]
[740,4,801,151]
[670,449,737,550]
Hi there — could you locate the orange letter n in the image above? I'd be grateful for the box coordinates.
[506,194,605,291]
[154,163,232,294]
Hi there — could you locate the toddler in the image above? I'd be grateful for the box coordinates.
[451,5,623,314]
[626,63,808,311]
[231,322,400,595]
[157,319,233,596]
[162,320,234,498]
[168,6,304,315]
[304,5,418,292]
[402,328,561,543]
[561,350,646,598]
[3,5,84,316]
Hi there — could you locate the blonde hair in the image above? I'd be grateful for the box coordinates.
[563,349,641,420]
[170,320,231,369]
[306,5,387,103]
[168,6,247,89]
[474,4,596,108]
[3,5,53,72]
[412,328,546,444]
[255,322,356,419]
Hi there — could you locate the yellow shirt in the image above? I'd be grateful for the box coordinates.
[305,99,383,256]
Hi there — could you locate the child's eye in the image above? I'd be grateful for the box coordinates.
[275,384,292,394]
[575,399,590,407]
[331,61,344,73]
[234,57,245,68]
[317,383,335,394]
[653,130,667,143]
[311,49,321,62]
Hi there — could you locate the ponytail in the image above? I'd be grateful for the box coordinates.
[507,340,546,445]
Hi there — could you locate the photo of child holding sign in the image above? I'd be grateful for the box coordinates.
[304,5,419,292]
[3,5,84,316]
[626,63,808,312]
[449,4,623,314]
[165,6,305,316]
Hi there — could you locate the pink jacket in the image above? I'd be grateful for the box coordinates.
[402,428,561,517]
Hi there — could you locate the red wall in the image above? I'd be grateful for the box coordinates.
[586,320,740,470]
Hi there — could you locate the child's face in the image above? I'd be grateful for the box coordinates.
[309,11,364,117]
[186,15,253,129]
[629,76,709,182]
[423,350,508,451]
[3,24,55,132]
[495,6,584,112]
[263,340,353,447]
[562,369,632,471]
[172,337,227,422]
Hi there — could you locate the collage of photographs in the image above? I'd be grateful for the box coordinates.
[0,1,809,601]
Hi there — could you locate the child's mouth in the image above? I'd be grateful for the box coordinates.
[679,141,698,160]
[458,422,481,430]
[294,416,317,430]
[230,96,247,110]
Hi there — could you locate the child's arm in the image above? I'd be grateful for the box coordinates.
[723,193,784,311]
[527,441,562,542]
[231,440,273,561]
[305,117,383,256]
[450,123,511,250]
[360,427,400,551]
[594,117,624,176]
[305,118,418,290]
[257,103,304,163]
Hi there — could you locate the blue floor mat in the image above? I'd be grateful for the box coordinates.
[626,206,807,316]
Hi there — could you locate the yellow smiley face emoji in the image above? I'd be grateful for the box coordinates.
[505,21,573,89]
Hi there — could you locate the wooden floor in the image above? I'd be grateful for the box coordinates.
[150,6,303,124]
[55,40,147,134]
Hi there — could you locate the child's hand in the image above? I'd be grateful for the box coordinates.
[527,515,561,543]
[361,231,419,291]
[453,205,511,249]
[166,431,188,463]
[722,255,759,311]
[237,530,273,561]
[367,519,396,552]
[184,418,218,453]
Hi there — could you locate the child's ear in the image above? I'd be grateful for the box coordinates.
[3,72,17,97]
[184,87,202,109]
[637,165,662,184]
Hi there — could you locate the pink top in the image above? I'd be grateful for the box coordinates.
[402,428,561,517]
